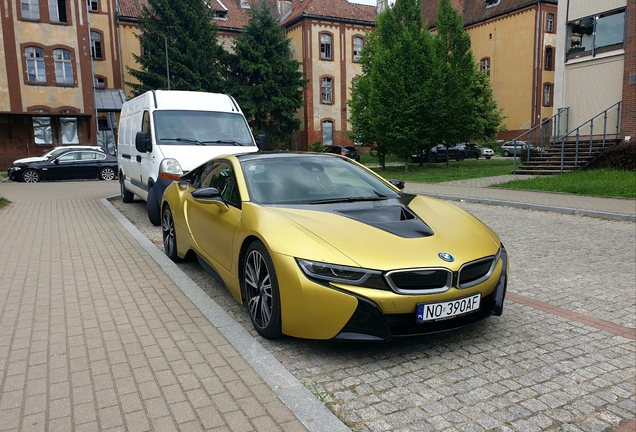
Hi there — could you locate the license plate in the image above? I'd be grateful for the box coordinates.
[416,293,481,323]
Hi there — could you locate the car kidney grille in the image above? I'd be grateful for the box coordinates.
[458,257,496,289]
[385,269,452,294]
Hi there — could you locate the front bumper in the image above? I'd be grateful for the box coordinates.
[334,246,508,342]
[7,167,22,181]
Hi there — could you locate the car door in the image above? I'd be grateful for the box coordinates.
[43,151,81,180]
[77,151,106,178]
[185,160,242,271]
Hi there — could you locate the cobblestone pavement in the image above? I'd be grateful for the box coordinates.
[109,190,636,432]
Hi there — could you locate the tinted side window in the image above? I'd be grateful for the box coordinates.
[200,161,240,207]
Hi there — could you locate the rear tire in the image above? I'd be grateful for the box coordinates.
[120,176,134,203]
[456,152,466,162]
[147,186,161,226]
[22,169,40,183]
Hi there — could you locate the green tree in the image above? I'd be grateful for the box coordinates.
[226,2,306,146]
[126,0,227,96]
[433,0,501,153]
[349,0,437,172]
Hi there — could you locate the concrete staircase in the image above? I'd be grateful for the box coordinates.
[513,137,622,175]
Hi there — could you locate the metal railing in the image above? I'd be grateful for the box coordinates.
[556,101,621,172]
[510,107,570,172]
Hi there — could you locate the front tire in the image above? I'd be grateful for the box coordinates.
[456,152,466,162]
[147,186,161,226]
[503,150,510,157]
[120,176,134,203]
[162,205,181,262]
[99,167,116,181]
[243,241,282,339]
[427,153,437,163]
[22,169,40,183]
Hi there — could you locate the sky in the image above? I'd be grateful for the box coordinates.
[348,0,377,5]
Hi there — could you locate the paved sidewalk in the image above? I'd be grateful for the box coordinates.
[0,182,343,432]
[0,177,634,432]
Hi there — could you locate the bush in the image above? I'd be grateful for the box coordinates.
[309,141,324,152]
[596,142,636,171]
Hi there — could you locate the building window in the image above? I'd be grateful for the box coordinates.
[54,49,73,84]
[485,0,500,8]
[321,77,333,104]
[33,117,53,144]
[546,13,554,32]
[60,117,79,144]
[21,0,40,20]
[94,76,106,88]
[90,31,103,59]
[26,47,46,83]
[320,33,332,60]
[480,57,490,76]
[88,0,98,11]
[543,83,553,107]
[49,0,67,23]
[322,120,333,146]
[567,9,626,59]
[353,36,363,63]
[545,47,553,71]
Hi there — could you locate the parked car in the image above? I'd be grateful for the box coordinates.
[499,140,540,157]
[10,145,104,168]
[425,144,467,163]
[8,149,117,183]
[161,152,508,341]
[322,145,360,162]
[457,143,494,159]
[411,149,427,163]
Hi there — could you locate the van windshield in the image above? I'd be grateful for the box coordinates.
[153,110,255,146]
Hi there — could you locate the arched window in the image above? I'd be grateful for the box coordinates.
[543,83,553,107]
[544,47,553,71]
[321,77,333,104]
[54,49,73,84]
[353,36,364,62]
[547,13,554,32]
[26,47,46,83]
[320,32,333,60]
[480,57,490,76]
[90,31,103,59]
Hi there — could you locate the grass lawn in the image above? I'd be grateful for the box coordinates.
[493,169,636,198]
[370,159,515,183]
[0,197,9,209]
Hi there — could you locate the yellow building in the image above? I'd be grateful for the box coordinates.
[422,0,558,141]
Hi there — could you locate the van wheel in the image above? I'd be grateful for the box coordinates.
[120,177,134,203]
[147,186,161,226]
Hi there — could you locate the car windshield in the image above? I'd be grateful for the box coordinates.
[153,110,254,146]
[241,155,401,205]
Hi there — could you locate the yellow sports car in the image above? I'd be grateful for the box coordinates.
[161,152,508,341]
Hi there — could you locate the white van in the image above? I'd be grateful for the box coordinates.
[117,90,259,225]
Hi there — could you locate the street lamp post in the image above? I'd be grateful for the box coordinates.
[164,26,173,90]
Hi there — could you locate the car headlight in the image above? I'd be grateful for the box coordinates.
[296,258,389,290]
[158,158,184,181]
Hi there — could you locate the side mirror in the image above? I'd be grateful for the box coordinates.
[389,179,405,190]
[54,159,60,165]
[191,187,229,211]
[135,131,151,153]
[257,134,267,151]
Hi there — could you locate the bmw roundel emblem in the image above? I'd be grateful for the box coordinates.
[438,252,454,262]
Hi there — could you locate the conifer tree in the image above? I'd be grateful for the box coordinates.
[226,2,306,146]
[126,0,227,96]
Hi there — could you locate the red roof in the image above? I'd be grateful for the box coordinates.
[280,0,377,27]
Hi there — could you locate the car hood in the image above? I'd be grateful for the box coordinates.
[12,156,47,165]
[158,145,258,171]
[260,195,500,271]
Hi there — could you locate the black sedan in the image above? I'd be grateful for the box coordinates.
[8,149,118,183]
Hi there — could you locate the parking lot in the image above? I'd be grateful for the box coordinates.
[110,195,636,432]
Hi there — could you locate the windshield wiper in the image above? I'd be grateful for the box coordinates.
[310,196,388,205]
[206,139,242,146]
[173,138,205,145]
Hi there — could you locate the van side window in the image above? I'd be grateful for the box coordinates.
[141,110,151,139]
